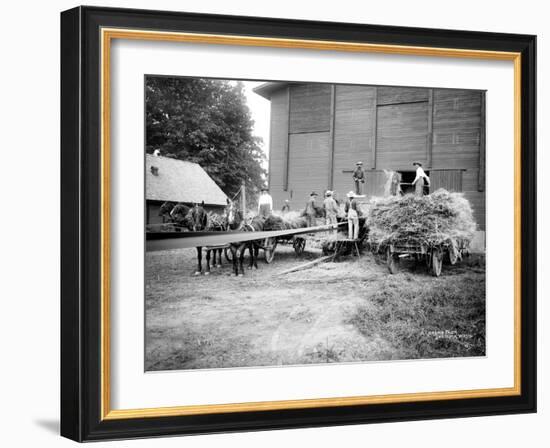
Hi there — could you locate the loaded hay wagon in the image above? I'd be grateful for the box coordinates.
[367,190,476,277]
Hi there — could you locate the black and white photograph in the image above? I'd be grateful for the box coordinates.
[144,76,487,371]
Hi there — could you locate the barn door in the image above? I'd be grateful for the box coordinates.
[429,169,463,193]
[376,100,429,170]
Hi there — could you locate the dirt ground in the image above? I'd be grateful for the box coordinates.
[145,241,485,371]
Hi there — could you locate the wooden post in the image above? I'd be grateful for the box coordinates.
[241,180,246,217]
[371,87,378,169]
[283,86,291,191]
[328,84,336,190]
[427,89,434,169]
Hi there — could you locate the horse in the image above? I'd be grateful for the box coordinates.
[158,201,191,230]
[158,201,176,222]
[191,201,229,275]
[225,203,264,276]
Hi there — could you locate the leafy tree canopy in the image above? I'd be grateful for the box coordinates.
[146,77,266,203]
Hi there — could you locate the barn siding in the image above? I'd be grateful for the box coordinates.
[377,86,429,105]
[333,85,376,196]
[431,89,482,169]
[376,101,429,169]
[430,169,463,193]
[289,84,331,134]
[287,132,330,209]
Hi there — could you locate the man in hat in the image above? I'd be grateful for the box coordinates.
[257,187,273,218]
[323,190,340,238]
[345,191,360,240]
[305,191,318,227]
[412,162,430,197]
[352,161,366,195]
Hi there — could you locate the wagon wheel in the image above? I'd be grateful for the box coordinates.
[264,238,277,264]
[224,247,233,262]
[293,237,306,255]
[431,248,443,277]
[386,246,399,275]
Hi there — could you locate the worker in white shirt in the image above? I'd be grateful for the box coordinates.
[257,187,273,218]
[412,162,430,196]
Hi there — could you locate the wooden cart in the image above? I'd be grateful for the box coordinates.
[384,239,467,277]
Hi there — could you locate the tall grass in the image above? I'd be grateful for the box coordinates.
[348,274,485,360]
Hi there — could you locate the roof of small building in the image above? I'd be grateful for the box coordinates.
[253,81,291,99]
[146,154,228,206]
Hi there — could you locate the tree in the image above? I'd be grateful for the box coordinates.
[146,77,266,203]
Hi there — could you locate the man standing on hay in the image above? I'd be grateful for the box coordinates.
[345,191,361,240]
[257,187,273,218]
[352,161,366,195]
[412,161,430,196]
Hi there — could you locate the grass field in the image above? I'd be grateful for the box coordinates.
[145,243,485,371]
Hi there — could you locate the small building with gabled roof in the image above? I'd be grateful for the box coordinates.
[146,154,228,224]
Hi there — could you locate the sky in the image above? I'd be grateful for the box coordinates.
[239,81,271,169]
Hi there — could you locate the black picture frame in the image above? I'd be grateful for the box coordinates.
[61,5,536,442]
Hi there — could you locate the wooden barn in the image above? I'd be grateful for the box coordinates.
[254,83,486,231]
[145,154,228,225]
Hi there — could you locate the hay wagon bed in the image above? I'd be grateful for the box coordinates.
[384,239,468,277]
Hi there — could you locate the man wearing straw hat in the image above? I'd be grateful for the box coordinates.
[412,161,430,196]
[345,191,360,240]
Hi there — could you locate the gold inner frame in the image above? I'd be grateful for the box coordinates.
[100,28,522,421]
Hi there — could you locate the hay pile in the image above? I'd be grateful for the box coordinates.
[367,189,477,249]
[264,211,308,230]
